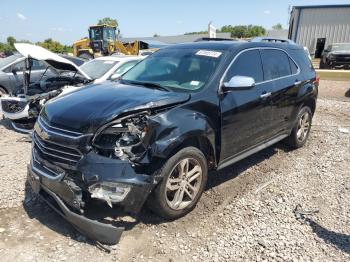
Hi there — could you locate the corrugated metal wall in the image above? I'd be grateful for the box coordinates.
[294,7,350,53]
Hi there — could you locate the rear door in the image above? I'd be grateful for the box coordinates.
[219,49,275,162]
[260,49,300,134]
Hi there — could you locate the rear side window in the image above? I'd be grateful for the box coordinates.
[260,49,291,81]
[225,49,263,83]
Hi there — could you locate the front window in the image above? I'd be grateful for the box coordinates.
[330,44,350,51]
[80,59,118,80]
[103,28,116,41]
[121,48,224,91]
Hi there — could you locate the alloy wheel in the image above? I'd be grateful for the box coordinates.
[165,158,203,210]
[296,111,311,142]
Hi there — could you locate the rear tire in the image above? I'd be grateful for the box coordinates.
[147,147,208,220]
[285,106,313,149]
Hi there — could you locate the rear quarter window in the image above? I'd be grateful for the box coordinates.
[289,58,298,74]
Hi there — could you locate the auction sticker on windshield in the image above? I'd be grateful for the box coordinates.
[196,50,222,58]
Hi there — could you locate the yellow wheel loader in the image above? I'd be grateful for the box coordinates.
[73,25,141,59]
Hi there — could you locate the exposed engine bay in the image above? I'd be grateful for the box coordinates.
[1,74,88,132]
[92,113,150,162]
[0,43,92,132]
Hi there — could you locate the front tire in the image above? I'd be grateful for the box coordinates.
[148,147,208,220]
[0,87,7,97]
[285,106,313,149]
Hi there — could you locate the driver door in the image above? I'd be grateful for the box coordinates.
[219,49,275,162]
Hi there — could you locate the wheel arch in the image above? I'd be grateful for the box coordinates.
[152,130,217,171]
[303,97,316,115]
[0,85,9,94]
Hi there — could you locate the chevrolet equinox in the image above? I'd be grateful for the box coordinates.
[27,40,318,244]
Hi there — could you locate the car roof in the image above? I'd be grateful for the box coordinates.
[93,55,143,62]
[163,40,304,52]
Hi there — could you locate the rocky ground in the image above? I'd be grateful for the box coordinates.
[0,80,349,262]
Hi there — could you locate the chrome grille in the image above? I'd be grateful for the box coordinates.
[33,132,82,165]
[38,117,84,138]
[32,149,64,179]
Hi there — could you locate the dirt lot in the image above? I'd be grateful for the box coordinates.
[0,80,349,262]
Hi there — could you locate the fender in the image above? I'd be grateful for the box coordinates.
[147,107,217,161]
[290,80,317,127]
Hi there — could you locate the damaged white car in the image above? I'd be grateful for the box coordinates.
[0,43,144,132]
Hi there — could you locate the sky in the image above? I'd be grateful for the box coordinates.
[1,0,349,45]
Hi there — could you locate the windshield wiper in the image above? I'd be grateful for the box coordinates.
[121,80,170,91]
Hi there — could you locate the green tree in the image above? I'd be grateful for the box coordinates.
[36,38,72,53]
[272,23,283,30]
[220,25,266,38]
[7,36,16,48]
[184,30,208,35]
[98,17,118,27]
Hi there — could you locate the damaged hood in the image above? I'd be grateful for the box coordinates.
[41,81,190,133]
[14,43,91,80]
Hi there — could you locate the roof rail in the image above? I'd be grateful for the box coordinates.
[194,37,236,42]
[251,37,297,45]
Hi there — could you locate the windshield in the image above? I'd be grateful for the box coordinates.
[80,59,118,80]
[331,44,350,51]
[0,55,22,70]
[121,48,224,91]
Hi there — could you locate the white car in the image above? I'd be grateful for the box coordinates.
[0,43,144,132]
[80,56,144,84]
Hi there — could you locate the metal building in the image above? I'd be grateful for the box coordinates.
[289,5,350,58]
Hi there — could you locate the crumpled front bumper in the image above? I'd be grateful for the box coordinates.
[27,150,158,245]
[28,166,124,244]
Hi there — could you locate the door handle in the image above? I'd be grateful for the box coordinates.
[260,92,271,98]
[295,80,302,86]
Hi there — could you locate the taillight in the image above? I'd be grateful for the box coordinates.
[314,75,320,86]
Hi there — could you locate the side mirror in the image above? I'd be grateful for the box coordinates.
[223,76,255,91]
[110,73,121,80]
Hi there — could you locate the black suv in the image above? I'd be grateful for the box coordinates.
[27,40,318,244]
[320,43,350,69]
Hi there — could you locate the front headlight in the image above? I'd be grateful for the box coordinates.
[92,113,149,161]
[89,182,131,207]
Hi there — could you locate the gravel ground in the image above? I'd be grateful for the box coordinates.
[0,80,349,261]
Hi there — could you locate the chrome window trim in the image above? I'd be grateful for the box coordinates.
[219,47,301,92]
